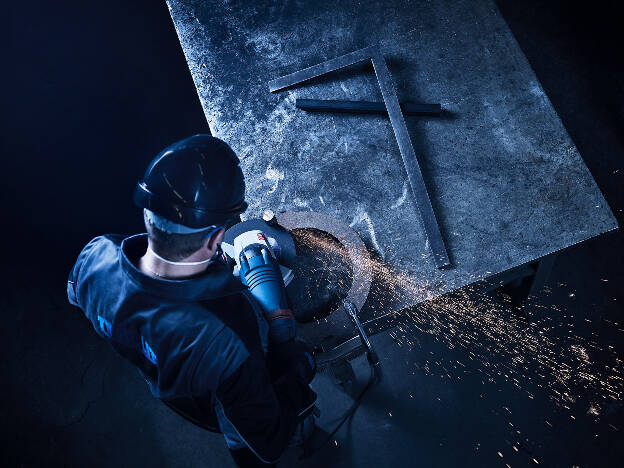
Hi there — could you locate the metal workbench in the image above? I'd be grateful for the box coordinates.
[166,0,617,352]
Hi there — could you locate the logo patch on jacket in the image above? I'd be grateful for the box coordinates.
[97,315,112,338]
[97,315,157,366]
[141,336,158,365]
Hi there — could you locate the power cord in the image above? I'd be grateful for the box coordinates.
[300,299,382,459]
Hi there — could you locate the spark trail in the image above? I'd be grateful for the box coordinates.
[292,229,624,412]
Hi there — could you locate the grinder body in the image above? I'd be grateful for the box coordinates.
[233,230,296,343]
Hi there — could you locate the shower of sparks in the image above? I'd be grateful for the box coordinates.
[292,229,624,413]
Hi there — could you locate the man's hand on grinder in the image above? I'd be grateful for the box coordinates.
[239,240,317,386]
[239,243,297,344]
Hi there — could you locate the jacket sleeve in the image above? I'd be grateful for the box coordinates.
[67,235,125,308]
[67,236,102,308]
[193,345,316,463]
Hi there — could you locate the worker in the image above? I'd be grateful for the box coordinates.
[67,135,317,467]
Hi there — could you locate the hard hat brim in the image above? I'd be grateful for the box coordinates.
[134,182,248,228]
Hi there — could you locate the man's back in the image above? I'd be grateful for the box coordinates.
[67,135,317,466]
[68,233,313,464]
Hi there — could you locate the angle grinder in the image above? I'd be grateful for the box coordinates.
[222,213,296,285]
[223,211,382,458]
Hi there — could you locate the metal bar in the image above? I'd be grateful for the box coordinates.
[343,300,381,379]
[343,300,373,352]
[268,45,377,92]
[371,52,450,268]
[315,336,363,368]
[296,99,442,116]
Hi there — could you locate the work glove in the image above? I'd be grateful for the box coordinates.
[240,243,297,343]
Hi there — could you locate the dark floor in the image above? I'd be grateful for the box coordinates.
[3,0,623,466]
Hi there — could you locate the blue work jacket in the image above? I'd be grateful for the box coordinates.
[67,233,313,463]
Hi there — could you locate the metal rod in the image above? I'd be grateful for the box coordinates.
[296,99,442,116]
[343,300,373,352]
[343,300,380,371]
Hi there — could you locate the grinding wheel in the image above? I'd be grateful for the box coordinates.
[276,211,373,366]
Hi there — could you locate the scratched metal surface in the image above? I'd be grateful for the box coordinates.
[166,0,617,322]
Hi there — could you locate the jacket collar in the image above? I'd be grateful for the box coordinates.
[119,234,246,301]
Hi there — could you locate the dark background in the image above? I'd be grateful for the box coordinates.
[3,0,623,466]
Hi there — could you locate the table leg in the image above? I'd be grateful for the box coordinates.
[523,253,557,317]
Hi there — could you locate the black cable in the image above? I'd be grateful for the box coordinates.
[299,354,380,459]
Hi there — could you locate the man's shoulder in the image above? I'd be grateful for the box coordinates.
[82,233,126,251]
[67,234,129,307]
[73,234,126,272]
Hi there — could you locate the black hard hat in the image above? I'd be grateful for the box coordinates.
[133,135,248,228]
